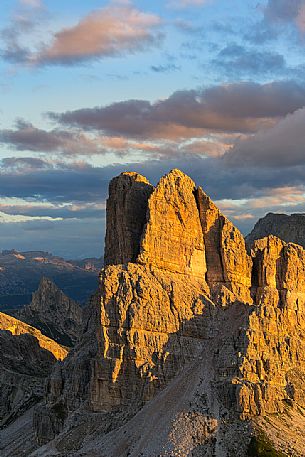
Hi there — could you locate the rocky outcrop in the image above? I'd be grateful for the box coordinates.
[0,312,67,429]
[16,277,83,347]
[246,212,305,248]
[195,186,252,303]
[138,169,208,281]
[0,312,68,360]
[3,169,305,457]
[238,236,305,418]
[104,172,153,266]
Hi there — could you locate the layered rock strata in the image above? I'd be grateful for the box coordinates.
[4,169,305,457]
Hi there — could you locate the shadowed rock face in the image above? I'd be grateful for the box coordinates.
[0,332,56,428]
[0,312,67,429]
[246,212,305,248]
[16,277,83,347]
[0,312,67,361]
[195,186,252,303]
[6,169,305,457]
[104,172,153,266]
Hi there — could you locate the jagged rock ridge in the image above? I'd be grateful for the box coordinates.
[16,277,83,347]
[246,212,305,248]
[2,169,305,457]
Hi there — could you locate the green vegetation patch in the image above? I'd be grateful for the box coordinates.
[247,434,287,457]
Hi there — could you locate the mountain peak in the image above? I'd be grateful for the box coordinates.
[17,277,83,347]
[3,170,305,457]
[246,211,305,249]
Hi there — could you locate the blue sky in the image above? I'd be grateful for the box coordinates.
[1,0,305,258]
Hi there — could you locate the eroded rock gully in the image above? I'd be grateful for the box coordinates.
[3,169,305,457]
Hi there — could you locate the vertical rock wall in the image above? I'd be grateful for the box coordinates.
[238,236,305,417]
[138,169,207,282]
[104,172,153,266]
[195,186,252,303]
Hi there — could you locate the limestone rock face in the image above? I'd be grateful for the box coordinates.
[246,212,305,248]
[90,264,213,412]
[0,312,68,360]
[6,170,305,457]
[104,172,153,266]
[16,277,83,347]
[195,186,252,303]
[138,169,207,281]
[238,236,305,418]
[0,312,67,429]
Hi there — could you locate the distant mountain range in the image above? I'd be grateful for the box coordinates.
[0,250,103,311]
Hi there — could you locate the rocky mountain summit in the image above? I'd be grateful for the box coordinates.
[16,277,83,347]
[2,169,305,457]
[246,212,305,248]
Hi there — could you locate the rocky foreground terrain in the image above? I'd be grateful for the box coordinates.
[0,250,102,310]
[246,212,305,248]
[0,313,67,431]
[1,169,305,456]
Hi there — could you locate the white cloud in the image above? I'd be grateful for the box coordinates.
[0,211,63,223]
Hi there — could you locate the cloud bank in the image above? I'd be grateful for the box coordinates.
[49,81,305,139]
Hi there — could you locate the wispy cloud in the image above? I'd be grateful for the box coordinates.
[0,120,177,158]
[212,44,286,77]
[0,211,63,223]
[1,3,163,66]
[0,120,118,156]
[151,63,180,73]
